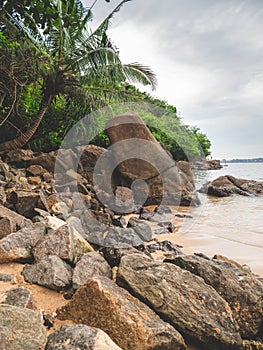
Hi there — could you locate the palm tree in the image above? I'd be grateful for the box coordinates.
[0,0,157,151]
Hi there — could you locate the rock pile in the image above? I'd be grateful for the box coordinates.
[0,140,262,348]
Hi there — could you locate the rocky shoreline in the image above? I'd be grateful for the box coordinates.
[0,113,263,349]
[0,146,262,350]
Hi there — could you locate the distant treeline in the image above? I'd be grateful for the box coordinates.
[223,158,263,163]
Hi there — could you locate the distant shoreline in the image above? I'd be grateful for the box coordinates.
[222,158,263,163]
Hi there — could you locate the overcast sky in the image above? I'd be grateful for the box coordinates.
[87,0,263,159]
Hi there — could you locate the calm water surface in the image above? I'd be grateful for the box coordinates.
[175,162,263,275]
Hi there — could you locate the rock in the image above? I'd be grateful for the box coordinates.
[3,149,34,166]
[148,213,165,222]
[0,286,35,309]
[26,164,46,176]
[168,254,263,338]
[28,152,56,172]
[27,176,42,186]
[46,324,122,350]
[0,183,6,205]
[57,276,186,350]
[101,245,149,267]
[8,190,49,218]
[127,217,153,242]
[0,222,46,263]
[0,273,14,282]
[33,224,74,262]
[114,186,134,213]
[45,214,66,230]
[199,175,263,197]
[22,255,72,291]
[77,144,106,182]
[154,205,173,215]
[112,215,126,227]
[71,226,94,262]
[139,207,155,220]
[117,253,242,349]
[0,304,46,350]
[103,227,144,247]
[157,221,176,232]
[0,204,30,239]
[176,161,196,186]
[72,252,111,289]
[154,227,169,234]
[205,159,223,170]
[105,112,200,206]
[242,340,263,350]
[145,240,184,255]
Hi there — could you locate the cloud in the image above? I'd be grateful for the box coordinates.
[87,0,263,159]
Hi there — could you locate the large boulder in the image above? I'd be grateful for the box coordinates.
[199,175,263,197]
[46,325,122,350]
[0,304,47,350]
[105,112,199,207]
[117,253,242,350]
[57,276,186,350]
[167,254,263,339]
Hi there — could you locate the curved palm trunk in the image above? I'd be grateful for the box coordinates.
[0,93,53,152]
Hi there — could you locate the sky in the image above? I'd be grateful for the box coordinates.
[86,0,263,159]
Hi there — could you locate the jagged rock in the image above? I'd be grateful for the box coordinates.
[101,245,149,267]
[46,325,122,350]
[8,190,49,218]
[0,286,35,309]
[154,227,169,234]
[117,253,242,350]
[127,217,153,242]
[154,205,173,215]
[105,112,199,206]
[115,186,134,213]
[26,164,46,176]
[168,254,263,338]
[139,207,155,220]
[0,204,31,239]
[72,252,111,289]
[3,149,34,166]
[28,152,56,172]
[199,175,263,197]
[145,240,183,255]
[157,221,176,232]
[71,226,94,262]
[242,340,263,350]
[0,222,46,263]
[0,304,46,350]
[57,276,186,350]
[103,227,144,247]
[27,176,42,186]
[22,255,72,291]
[76,144,106,182]
[33,224,74,262]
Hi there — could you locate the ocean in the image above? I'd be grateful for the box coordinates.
[173,162,263,276]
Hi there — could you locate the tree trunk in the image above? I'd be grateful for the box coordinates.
[0,93,53,152]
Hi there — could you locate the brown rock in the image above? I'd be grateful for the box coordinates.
[169,254,263,338]
[105,112,199,206]
[27,176,42,186]
[77,145,106,182]
[0,205,30,239]
[199,175,263,197]
[117,253,242,350]
[26,164,46,176]
[28,152,56,172]
[57,276,186,350]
